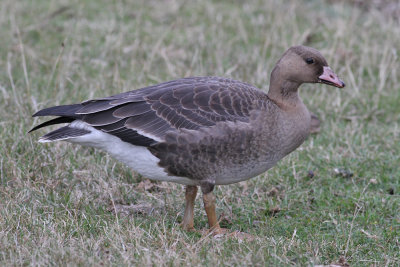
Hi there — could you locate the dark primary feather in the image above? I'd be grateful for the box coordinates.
[32,104,83,118]
[31,77,268,147]
[40,126,90,141]
[28,117,75,133]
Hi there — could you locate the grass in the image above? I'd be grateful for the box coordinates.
[0,0,399,266]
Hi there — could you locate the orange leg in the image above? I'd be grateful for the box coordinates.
[202,190,225,234]
[181,185,198,231]
[202,187,255,240]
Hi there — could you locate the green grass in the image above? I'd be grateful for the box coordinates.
[1,0,399,266]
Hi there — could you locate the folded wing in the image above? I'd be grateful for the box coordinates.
[30,77,267,146]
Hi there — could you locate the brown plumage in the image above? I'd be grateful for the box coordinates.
[30,45,344,235]
[31,77,266,146]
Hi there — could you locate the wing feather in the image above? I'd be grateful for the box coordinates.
[31,77,268,147]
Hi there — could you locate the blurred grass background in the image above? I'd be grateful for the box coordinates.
[0,0,399,266]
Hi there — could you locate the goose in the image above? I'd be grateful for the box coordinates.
[30,45,345,235]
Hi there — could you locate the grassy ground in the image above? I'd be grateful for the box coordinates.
[0,0,399,266]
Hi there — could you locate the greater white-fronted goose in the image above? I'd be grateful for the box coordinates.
[30,46,345,234]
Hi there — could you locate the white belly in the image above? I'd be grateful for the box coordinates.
[50,121,197,185]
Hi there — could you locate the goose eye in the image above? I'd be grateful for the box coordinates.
[305,58,314,64]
